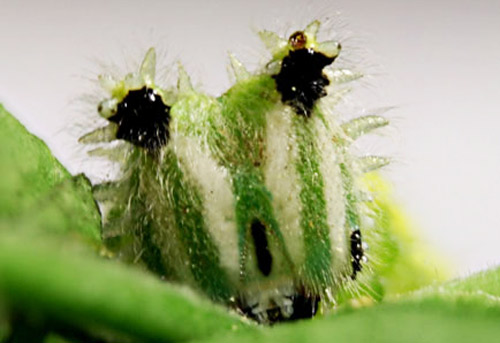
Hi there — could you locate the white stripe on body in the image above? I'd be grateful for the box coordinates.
[170,134,240,280]
[262,105,305,269]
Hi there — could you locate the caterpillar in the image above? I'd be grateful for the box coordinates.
[80,20,389,324]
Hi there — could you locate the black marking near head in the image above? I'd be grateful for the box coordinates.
[287,293,320,321]
[273,48,336,117]
[350,229,364,279]
[239,293,320,324]
[108,87,171,151]
[250,219,273,276]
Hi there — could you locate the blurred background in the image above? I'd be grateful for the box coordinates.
[0,0,499,277]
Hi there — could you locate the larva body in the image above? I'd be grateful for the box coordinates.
[82,21,389,323]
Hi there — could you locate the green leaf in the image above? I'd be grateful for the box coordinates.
[194,267,500,343]
[0,229,251,342]
[0,104,70,217]
[0,105,101,244]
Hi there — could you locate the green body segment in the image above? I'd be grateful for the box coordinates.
[169,74,352,297]
[97,135,233,300]
[219,76,295,284]
[98,70,361,305]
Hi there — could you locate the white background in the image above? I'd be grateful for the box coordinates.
[1,0,499,277]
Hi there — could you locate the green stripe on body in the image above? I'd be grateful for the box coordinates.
[294,116,333,290]
[217,75,276,167]
[160,149,233,302]
[339,162,361,230]
[132,153,176,278]
[232,169,293,281]
[98,149,176,280]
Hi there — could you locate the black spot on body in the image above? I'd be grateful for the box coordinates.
[108,87,170,151]
[350,229,364,279]
[273,49,336,117]
[250,219,273,276]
